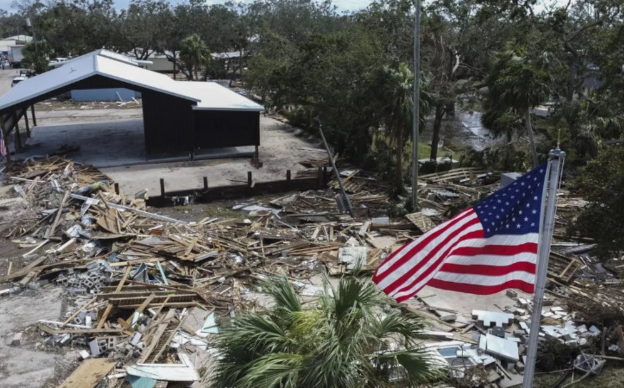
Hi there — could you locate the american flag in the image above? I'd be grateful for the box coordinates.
[373,163,548,302]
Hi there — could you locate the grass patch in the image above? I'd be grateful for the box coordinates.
[534,366,624,388]
[202,204,244,220]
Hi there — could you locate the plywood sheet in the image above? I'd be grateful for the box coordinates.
[58,358,115,388]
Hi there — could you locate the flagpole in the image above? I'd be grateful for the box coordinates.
[522,149,565,388]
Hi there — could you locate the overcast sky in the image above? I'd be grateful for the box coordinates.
[0,0,570,15]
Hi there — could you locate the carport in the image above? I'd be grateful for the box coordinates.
[0,49,264,162]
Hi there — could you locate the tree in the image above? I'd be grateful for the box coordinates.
[179,33,210,80]
[22,41,51,73]
[483,45,553,167]
[572,146,624,259]
[212,276,441,388]
[116,0,174,60]
[376,63,432,194]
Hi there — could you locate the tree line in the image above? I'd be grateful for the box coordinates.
[4,0,624,255]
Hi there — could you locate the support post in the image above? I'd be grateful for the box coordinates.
[114,183,119,195]
[12,112,21,151]
[30,105,37,127]
[203,177,208,190]
[0,116,10,166]
[286,170,291,186]
[247,171,252,187]
[23,109,30,138]
[314,118,353,217]
[159,178,165,198]
[255,145,259,159]
[411,0,421,209]
[522,149,566,388]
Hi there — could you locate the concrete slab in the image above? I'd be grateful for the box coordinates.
[102,116,326,196]
[10,109,326,196]
[0,287,66,388]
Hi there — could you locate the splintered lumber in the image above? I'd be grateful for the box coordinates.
[58,358,115,388]
[70,193,188,224]
[49,191,70,237]
[97,303,113,329]
[37,324,124,335]
[139,309,176,363]
[61,296,97,328]
[115,266,132,292]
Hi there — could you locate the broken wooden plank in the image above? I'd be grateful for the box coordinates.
[58,358,116,388]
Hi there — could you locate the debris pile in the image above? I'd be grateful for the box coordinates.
[1,157,623,387]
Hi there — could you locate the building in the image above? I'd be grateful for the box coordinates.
[0,49,264,159]
[0,35,32,54]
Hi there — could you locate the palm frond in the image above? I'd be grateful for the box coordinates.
[239,353,303,388]
[261,277,302,313]
[375,349,446,387]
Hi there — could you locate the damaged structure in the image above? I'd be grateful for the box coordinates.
[0,49,264,159]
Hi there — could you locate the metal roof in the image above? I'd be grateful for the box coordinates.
[175,82,263,112]
[0,49,263,112]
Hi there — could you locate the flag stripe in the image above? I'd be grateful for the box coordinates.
[380,222,483,295]
[394,270,536,301]
[451,242,538,257]
[413,278,535,300]
[444,250,537,267]
[439,262,536,276]
[387,226,485,298]
[374,212,479,288]
[373,209,475,278]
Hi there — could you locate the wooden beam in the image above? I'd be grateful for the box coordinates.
[0,115,10,165]
[96,303,113,329]
[49,191,70,237]
[60,296,97,328]
[23,109,30,138]
[30,104,37,126]
[116,266,132,292]
[37,324,124,335]
[12,111,21,150]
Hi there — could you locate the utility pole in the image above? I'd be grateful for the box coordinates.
[411,0,421,209]
[522,149,566,388]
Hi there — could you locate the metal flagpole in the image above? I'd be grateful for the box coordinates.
[411,0,421,209]
[522,149,565,388]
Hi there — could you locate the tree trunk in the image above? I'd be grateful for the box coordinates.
[173,52,177,81]
[430,102,445,161]
[396,130,404,194]
[239,49,244,81]
[525,110,539,167]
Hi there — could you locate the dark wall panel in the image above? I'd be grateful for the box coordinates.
[193,110,259,150]
[142,90,195,156]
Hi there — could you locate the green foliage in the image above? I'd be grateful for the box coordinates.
[572,146,624,259]
[179,34,211,80]
[213,276,443,388]
[22,42,51,73]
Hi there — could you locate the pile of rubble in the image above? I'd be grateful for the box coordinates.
[1,156,623,388]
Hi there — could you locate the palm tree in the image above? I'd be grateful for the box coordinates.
[212,276,442,388]
[483,46,553,167]
[378,63,432,194]
[180,34,211,81]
